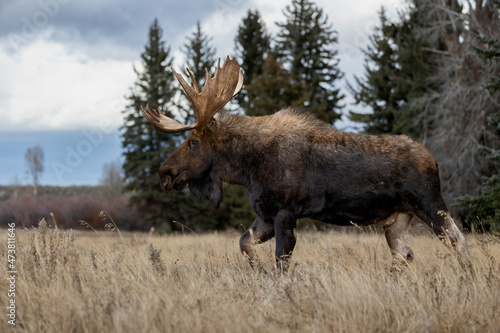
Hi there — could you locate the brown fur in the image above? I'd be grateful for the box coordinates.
[216,108,437,174]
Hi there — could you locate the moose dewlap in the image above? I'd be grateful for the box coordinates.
[141,56,472,273]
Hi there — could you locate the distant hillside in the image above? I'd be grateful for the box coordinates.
[0,185,138,230]
[0,185,111,202]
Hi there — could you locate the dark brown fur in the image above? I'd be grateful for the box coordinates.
[159,108,472,272]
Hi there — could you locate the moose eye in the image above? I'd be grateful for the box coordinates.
[189,139,199,151]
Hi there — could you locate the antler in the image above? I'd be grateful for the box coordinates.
[141,56,244,133]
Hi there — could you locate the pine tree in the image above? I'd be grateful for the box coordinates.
[181,21,217,124]
[389,0,438,137]
[245,55,306,116]
[234,9,271,108]
[275,0,344,124]
[348,8,401,134]
[349,3,436,137]
[182,21,217,88]
[121,19,185,231]
[179,21,235,230]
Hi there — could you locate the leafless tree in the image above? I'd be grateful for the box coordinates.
[25,145,44,196]
[413,0,500,211]
[100,157,123,197]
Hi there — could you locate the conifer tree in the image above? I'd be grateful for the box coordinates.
[348,8,401,134]
[275,0,344,124]
[349,3,435,137]
[181,21,217,124]
[389,0,437,137]
[121,19,185,231]
[234,9,271,108]
[245,55,305,116]
[182,22,216,88]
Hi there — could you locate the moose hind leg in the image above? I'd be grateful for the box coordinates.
[239,217,274,269]
[436,211,473,272]
[384,213,414,272]
[417,207,473,273]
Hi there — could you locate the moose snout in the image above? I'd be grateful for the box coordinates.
[158,168,177,192]
[159,175,171,191]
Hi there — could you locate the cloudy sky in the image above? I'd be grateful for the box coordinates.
[0,0,403,186]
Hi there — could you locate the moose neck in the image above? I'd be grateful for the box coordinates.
[211,113,272,188]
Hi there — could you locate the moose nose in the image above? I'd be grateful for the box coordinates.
[159,175,169,191]
[158,168,176,192]
[159,173,174,192]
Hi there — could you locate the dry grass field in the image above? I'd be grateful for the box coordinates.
[1,220,499,333]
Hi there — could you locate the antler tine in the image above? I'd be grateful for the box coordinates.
[204,66,210,88]
[193,56,244,127]
[142,56,244,134]
[140,104,195,133]
[141,105,154,122]
[233,67,244,98]
[140,105,162,127]
[186,68,200,94]
[172,67,198,102]
[211,58,222,81]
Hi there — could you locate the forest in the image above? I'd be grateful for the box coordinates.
[1,0,499,233]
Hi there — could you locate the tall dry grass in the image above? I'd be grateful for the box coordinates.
[0,221,499,333]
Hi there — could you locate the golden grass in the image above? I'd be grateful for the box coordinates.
[1,222,499,333]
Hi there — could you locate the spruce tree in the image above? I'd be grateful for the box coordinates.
[182,21,216,88]
[348,8,401,134]
[349,3,435,137]
[234,9,271,108]
[275,0,344,124]
[121,19,185,231]
[181,21,217,124]
[389,0,437,137]
[245,55,305,116]
[180,23,230,230]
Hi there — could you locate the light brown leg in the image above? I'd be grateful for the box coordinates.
[239,217,274,270]
[434,211,473,275]
[384,213,414,272]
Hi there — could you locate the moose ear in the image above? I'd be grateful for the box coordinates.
[196,118,219,136]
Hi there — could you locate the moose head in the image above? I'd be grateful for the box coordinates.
[141,57,244,207]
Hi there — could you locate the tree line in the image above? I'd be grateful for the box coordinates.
[121,0,500,232]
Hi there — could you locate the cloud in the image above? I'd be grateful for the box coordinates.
[0,31,136,132]
[0,0,220,55]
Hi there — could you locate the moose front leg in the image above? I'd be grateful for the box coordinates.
[240,217,274,269]
[274,210,297,272]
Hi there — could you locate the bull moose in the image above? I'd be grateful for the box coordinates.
[141,56,472,272]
